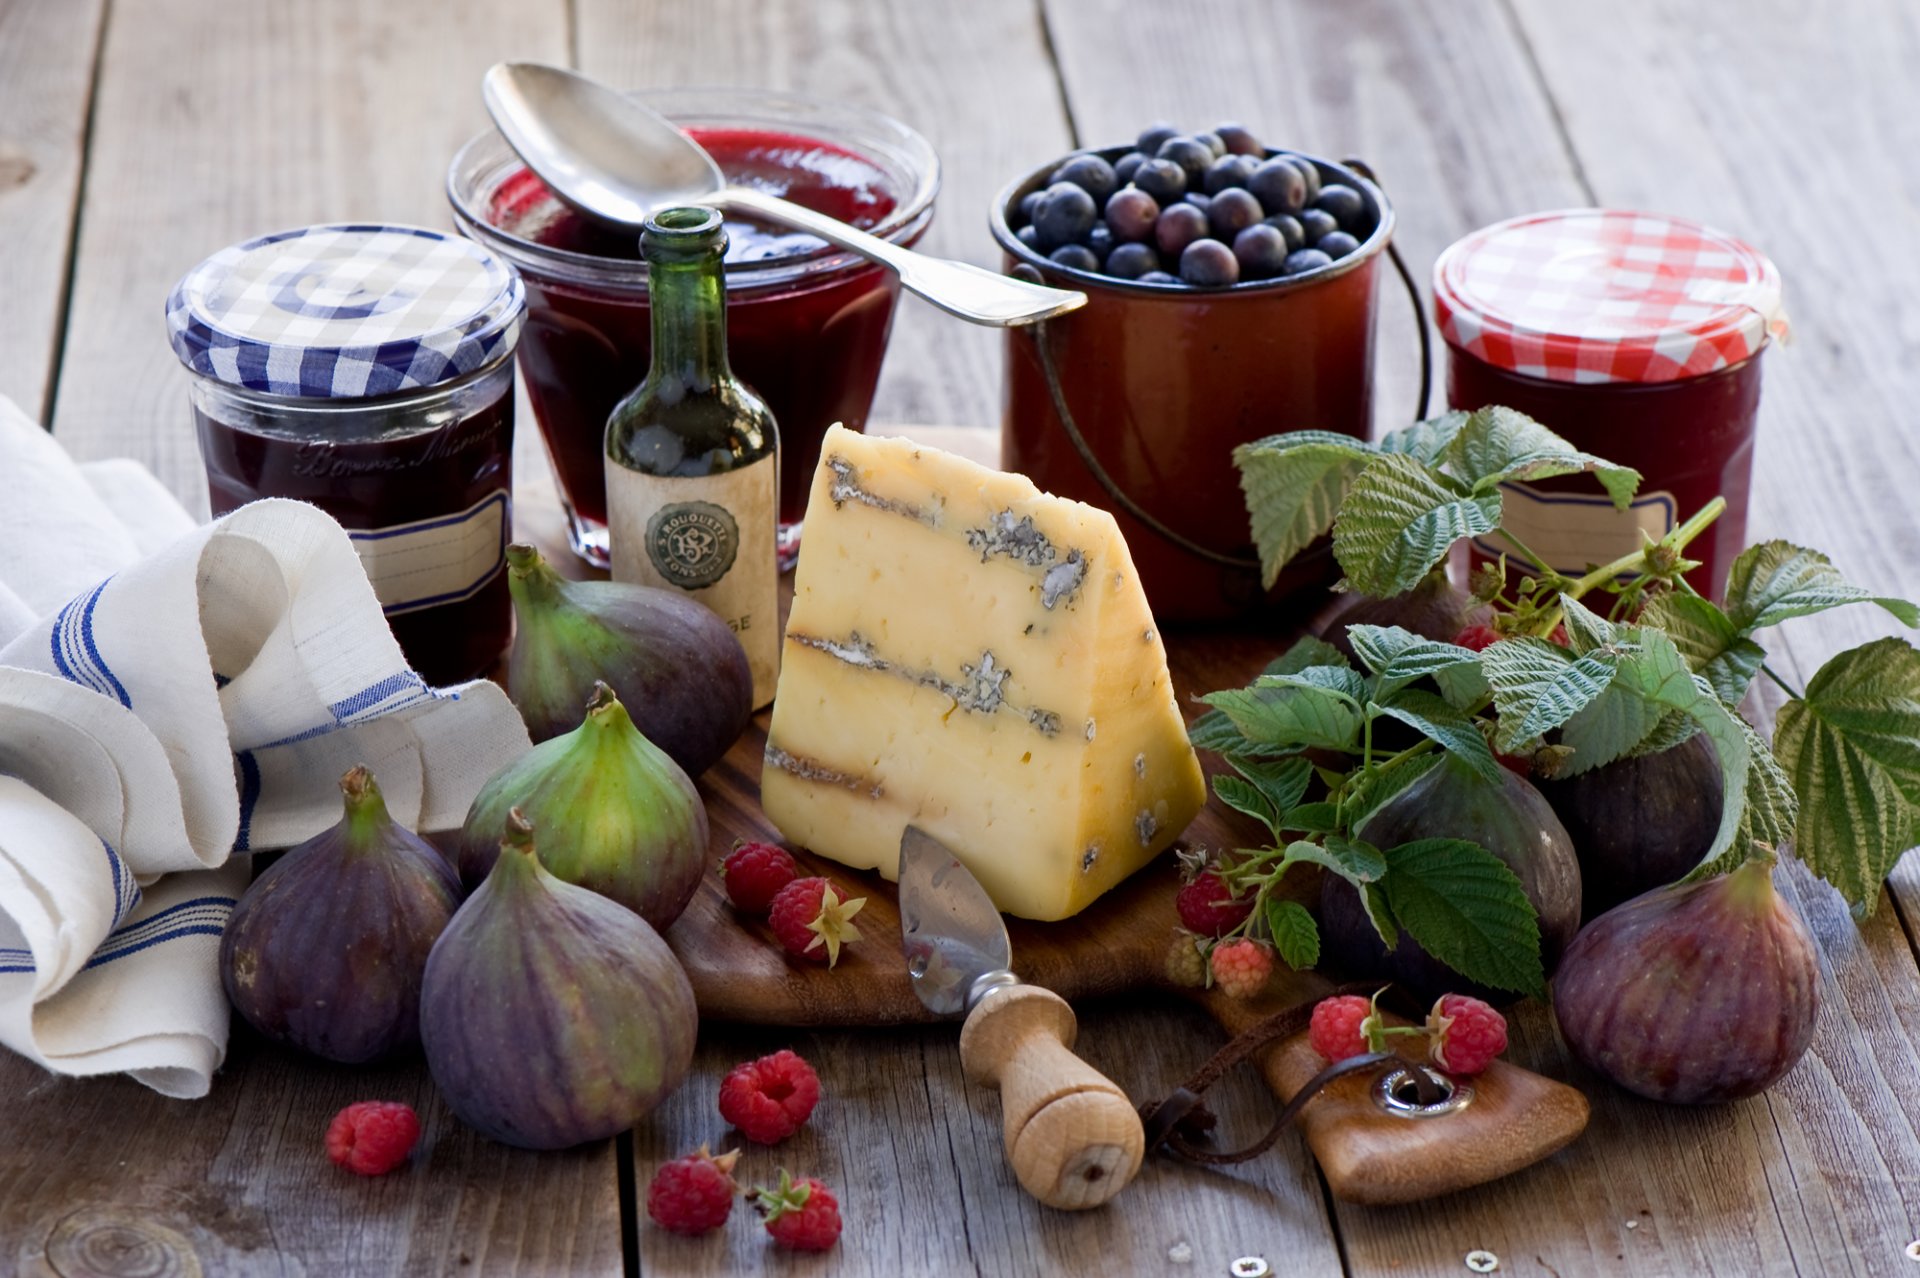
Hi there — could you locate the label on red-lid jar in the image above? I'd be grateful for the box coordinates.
[1472,482,1677,577]
[348,491,508,615]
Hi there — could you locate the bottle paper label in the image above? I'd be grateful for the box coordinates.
[1472,481,1678,575]
[607,454,780,709]
[347,489,508,615]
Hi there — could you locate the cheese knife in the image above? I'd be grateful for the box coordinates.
[898,825,1145,1210]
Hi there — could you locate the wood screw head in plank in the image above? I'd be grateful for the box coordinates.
[1229,1259,1270,1278]
[1904,1239,1920,1261]
[1465,1250,1500,1272]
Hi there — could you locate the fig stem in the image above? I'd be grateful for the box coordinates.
[337,765,392,847]
[504,542,565,605]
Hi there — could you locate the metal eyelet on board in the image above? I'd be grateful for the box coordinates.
[1465,1251,1500,1273]
[1373,1066,1474,1118]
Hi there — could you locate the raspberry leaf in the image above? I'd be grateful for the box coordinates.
[1187,710,1294,759]
[1234,433,1379,588]
[1282,836,1387,885]
[1557,682,1672,776]
[1264,898,1321,970]
[1344,624,1485,702]
[1333,454,1503,598]
[1263,634,1352,676]
[1230,756,1314,818]
[1773,638,1920,914]
[1445,406,1642,509]
[1343,752,1443,833]
[1687,718,1798,882]
[1380,837,1546,998]
[1480,637,1625,752]
[1377,409,1471,465]
[1724,541,1920,633]
[1637,591,1767,707]
[1372,688,1504,784]
[1198,681,1362,753]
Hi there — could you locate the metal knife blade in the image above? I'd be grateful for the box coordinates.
[898,825,1016,1017]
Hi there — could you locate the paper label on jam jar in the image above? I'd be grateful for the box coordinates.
[348,490,509,615]
[607,454,780,709]
[1472,483,1677,576]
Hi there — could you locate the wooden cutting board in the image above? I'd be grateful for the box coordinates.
[662,627,1590,1204]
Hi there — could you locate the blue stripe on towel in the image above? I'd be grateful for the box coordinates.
[0,897,233,976]
[47,580,131,708]
[328,672,429,721]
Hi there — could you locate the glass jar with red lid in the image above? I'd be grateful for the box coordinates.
[447,87,938,568]
[167,223,524,686]
[1434,209,1787,597]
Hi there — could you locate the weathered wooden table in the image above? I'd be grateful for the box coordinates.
[5,1,1920,1273]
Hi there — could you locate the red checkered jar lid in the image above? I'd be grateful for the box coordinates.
[1433,209,1788,385]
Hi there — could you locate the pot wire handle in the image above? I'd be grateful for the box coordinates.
[1016,155,1432,571]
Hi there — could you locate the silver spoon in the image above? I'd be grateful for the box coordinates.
[482,64,1085,327]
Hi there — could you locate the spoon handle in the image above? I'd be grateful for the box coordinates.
[716,186,1085,328]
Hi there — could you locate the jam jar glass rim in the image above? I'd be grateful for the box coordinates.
[447,85,940,297]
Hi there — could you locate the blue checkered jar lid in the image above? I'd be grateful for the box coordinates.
[166,223,525,399]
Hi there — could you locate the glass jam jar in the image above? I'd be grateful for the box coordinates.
[166,224,524,685]
[447,87,938,567]
[1434,209,1786,597]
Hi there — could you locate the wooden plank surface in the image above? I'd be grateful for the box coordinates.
[0,0,105,421]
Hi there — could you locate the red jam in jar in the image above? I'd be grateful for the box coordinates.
[168,224,524,685]
[449,92,939,565]
[1434,210,1786,597]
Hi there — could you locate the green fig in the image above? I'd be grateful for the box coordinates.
[220,765,460,1063]
[505,543,752,774]
[459,682,709,931]
[422,809,698,1149]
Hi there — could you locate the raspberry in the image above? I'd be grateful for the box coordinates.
[753,1170,842,1251]
[1549,622,1571,648]
[646,1145,740,1235]
[1175,869,1253,936]
[722,841,800,915]
[1208,938,1273,1000]
[719,1049,821,1145]
[768,878,866,967]
[1162,931,1207,988]
[324,1101,420,1176]
[1308,995,1374,1062]
[1453,622,1501,652]
[1426,993,1508,1074]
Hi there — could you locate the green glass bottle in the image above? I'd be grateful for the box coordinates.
[605,206,780,708]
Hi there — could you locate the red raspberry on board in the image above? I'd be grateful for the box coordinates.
[753,1170,842,1251]
[768,878,867,967]
[1308,995,1375,1062]
[1208,938,1274,1000]
[324,1100,420,1176]
[1426,993,1508,1075]
[719,1049,822,1145]
[646,1145,741,1235]
[1453,622,1501,653]
[722,841,801,916]
[1176,869,1254,937]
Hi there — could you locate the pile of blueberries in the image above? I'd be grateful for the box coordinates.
[1009,121,1375,287]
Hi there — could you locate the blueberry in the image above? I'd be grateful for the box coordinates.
[1264,213,1306,252]
[1136,121,1181,155]
[1085,223,1115,263]
[1299,207,1339,242]
[1232,224,1289,280]
[1183,191,1212,215]
[1112,151,1148,185]
[1104,188,1160,242]
[1137,270,1180,284]
[1131,157,1187,204]
[1156,136,1213,183]
[1105,241,1160,279]
[1248,159,1307,215]
[1051,153,1118,207]
[1215,122,1264,156]
[1282,247,1334,276]
[1192,131,1227,159]
[1153,202,1209,258]
[1317,230,1361,260]
[1207,187,1263,239]
[1314,183,1365,229]
[1016,224,1042,251]
[1032,181,1097,248]
[1287,155,1322,201]
[1049,243,1101,273]
[1203,154,1258,194]
[1017,189,1045,225]
[1180,238,1240,286]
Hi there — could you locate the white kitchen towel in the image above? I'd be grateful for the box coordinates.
[0,396,530,1097]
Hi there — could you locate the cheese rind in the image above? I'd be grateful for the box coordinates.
[759,426,1205,922]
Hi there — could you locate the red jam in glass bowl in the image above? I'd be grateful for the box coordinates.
[1434,209,1787,597]
[449,90,939,565]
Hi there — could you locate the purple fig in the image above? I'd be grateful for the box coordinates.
[220,766,460,1063]
[1538,732,1725,921]
[1319,569,1490,665]
[458,682,708,930]
[506,542,752,774]
[1553,854,1819,1104]
[422,809,698,1149]
[1322,751,1581,1005]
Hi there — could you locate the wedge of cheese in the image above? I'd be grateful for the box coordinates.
[760,425,1205,922]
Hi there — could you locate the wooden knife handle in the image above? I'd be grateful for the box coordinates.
[957,984,1144,1210]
